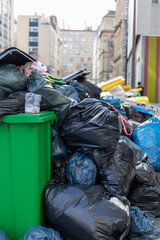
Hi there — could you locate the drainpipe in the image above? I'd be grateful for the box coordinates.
[131,0,136,88]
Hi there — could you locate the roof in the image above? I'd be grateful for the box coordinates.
[104,10,115,18]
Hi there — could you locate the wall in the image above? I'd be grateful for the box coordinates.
[135,36,142,87]
[137,0,160,36]
[17,16,29,52]
[127,0,134,57]
[38,24,50,67]
[141,36,160,103]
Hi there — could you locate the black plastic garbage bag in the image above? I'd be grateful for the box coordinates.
[128,119,140,132]
[97,137,136,196]
[124,105,146,123]
[27,73,71,122]
[128,161,160,217]
[60,98,120,152]
[0,64,26,99]
[44,183,130,240]
[120,136,148,162]
[51,153,72,185]
[66,152,97,186]
[0,91,26,117]
[51,123,68,161]
[156,172,160,185]
[130,206,160,240]
[76,78,102,100]
[53,85,80,103]
[20,225,63,240]
[62,69,90,83]
[0,229,10,240]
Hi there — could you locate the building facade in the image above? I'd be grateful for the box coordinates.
[59,29,96,78]
[93,11,115,83]
[127,0,160,103]
[16,15,59,76]
[0,0,14,52]
[113,0,128,80]
[92,27,100,83]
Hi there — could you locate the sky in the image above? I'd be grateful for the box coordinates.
[14,0,116,30]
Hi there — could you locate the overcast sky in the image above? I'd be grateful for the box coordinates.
[14,0,116,30]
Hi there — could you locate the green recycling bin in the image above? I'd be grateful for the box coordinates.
[0,111,58,240]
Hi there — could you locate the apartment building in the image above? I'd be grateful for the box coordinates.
[60,28,96,78]
[113,0,128,80]
[0,0,14,52]
[127,0,160,103]
[16,15,59,76]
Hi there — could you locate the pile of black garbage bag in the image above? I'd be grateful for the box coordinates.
[47,93,160,239]
[46,88,160,239]
[0,49,160,240]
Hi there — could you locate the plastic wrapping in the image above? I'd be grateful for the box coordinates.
[97,138,136,196]
[132,117,160,171]
[66,152,97,186]
[20,225,63,240]
[19,61,47,76]
[44,183,130,240]
[25,93,42,113]
[108,85,125,98]
[0,64,26,99]
[27,73,71,122]
[60,98,120,152]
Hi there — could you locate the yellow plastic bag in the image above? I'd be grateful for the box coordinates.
[97,76,125,92]
[128,96,149,104]
[122,85,131,91]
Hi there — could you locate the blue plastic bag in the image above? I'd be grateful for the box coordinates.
[20,225,63,240]
[66,152,97,186]
[132,117,160,172]
[130,206,160,240]
[100,95,126,115]
[0,229,10,240]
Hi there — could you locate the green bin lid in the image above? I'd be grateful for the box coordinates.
[1,111,58,123]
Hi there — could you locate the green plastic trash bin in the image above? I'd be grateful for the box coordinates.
[0,111,58,240]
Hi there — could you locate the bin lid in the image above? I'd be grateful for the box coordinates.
[0,47,35,66]
[1,111,58,123]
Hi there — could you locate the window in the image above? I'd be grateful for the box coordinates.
[29,32,38,37]
[29,22,38,27]
[152,0,158,3]
[29,41,38,47]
